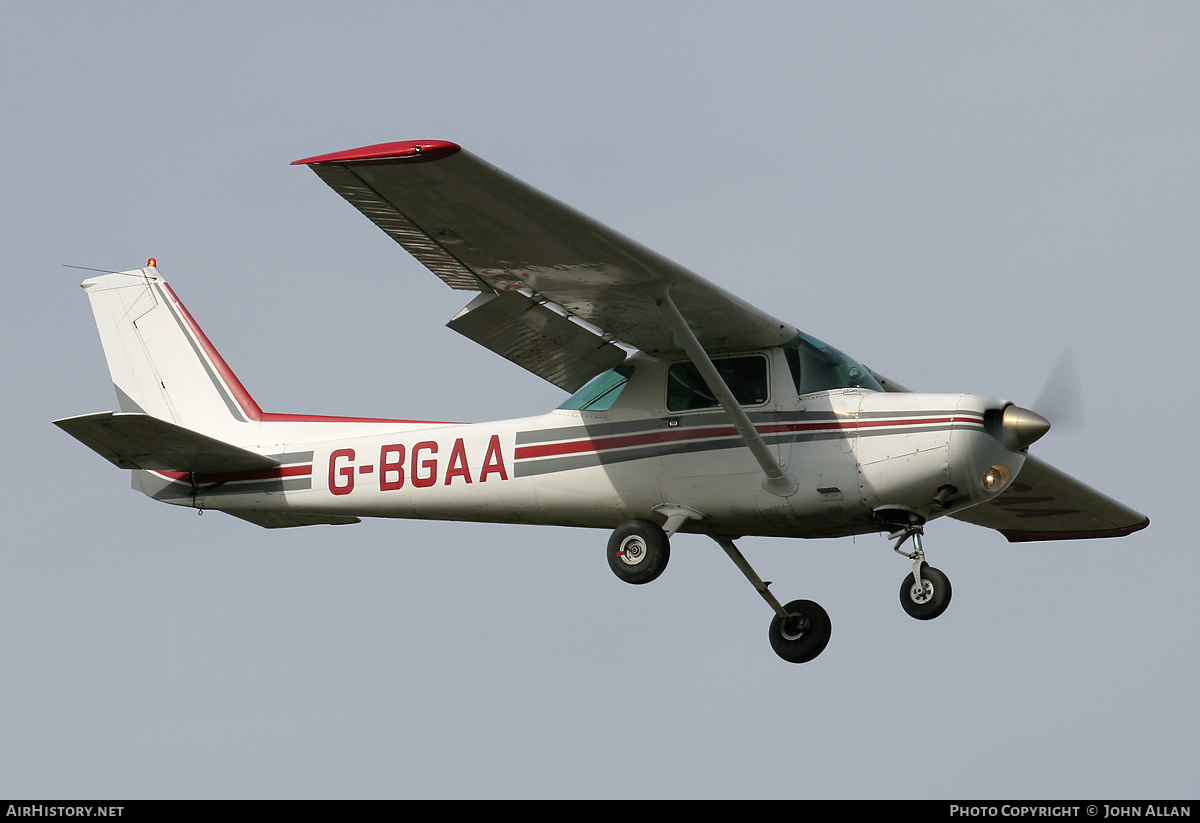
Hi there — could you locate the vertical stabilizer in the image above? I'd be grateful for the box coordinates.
[80,264,259,440]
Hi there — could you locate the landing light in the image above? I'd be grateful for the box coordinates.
[983,464,1010,491]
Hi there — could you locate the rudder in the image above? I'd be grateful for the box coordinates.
[80,262,261,441]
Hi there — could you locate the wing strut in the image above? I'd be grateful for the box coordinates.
[655,294,798,497]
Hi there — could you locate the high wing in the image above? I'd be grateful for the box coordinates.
[293,140,796,391]
[949,454,1149,542]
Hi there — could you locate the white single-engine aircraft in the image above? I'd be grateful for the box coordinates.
[57,140,1149,663]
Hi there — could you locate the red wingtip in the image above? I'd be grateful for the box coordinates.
[291,140,461,166]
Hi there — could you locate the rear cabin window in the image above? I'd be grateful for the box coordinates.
[666,355,768,412]
[558,366,634,412]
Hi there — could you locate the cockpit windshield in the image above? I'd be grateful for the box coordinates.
[783,332,882,394]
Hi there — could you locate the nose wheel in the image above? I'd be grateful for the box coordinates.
[891,523,952,620]
[900,565,952,620]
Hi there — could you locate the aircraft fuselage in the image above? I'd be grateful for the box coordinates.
[135,350,1024,539]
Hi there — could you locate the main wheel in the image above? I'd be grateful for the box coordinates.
[768,599,832,663]
[607,519,670,584]
[900,565,952,620]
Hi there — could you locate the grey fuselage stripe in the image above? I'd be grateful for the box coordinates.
[154,282,249,422]
[151,477,314,501]
[516,408,970,445]
[513,422,966,478]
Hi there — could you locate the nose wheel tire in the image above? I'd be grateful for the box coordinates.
[900,565,952,620]
[607,519,670,585]
[768,599,832,663]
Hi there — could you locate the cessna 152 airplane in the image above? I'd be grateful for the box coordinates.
[56,140,1149,663]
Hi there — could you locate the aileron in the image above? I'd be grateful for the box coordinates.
[307,162,484,290]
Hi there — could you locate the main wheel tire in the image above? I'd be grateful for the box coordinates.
[607,519,670,584]
[900,565,952,620]
[768,599,832,663]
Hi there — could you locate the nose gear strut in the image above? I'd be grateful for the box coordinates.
[890,523,952,620]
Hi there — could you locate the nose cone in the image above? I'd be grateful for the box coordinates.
[1003,405,1051,450]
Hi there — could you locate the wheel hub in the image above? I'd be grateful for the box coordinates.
[617,536,646,566]
[909,579,934,604]
[781,613,810,640]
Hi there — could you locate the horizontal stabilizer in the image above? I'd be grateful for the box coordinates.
[951,454,1149,542]
[223,511,362,529]
[53,412,277,473]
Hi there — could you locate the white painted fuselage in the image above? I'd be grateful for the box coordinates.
[136,350,1024,539]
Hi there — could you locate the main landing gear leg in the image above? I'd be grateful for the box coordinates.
[713,536,831,664]
[891,524,952,620]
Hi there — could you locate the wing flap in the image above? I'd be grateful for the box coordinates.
[295,141,796,358]
[446,291,627,392]
[951,454,1149,542]
[54,412,277,473]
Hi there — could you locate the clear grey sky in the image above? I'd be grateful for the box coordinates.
[2,1,1195,798]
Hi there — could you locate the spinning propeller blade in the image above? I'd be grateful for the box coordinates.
[1034,347,1085,433]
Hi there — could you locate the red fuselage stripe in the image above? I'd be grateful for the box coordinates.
[157,464,312,483]
[162,283,263,421]
[514,416,979,460]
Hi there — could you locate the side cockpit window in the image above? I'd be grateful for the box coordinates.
[784,332,882,394]
[558,366,634,412]
[666,355,768,412]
